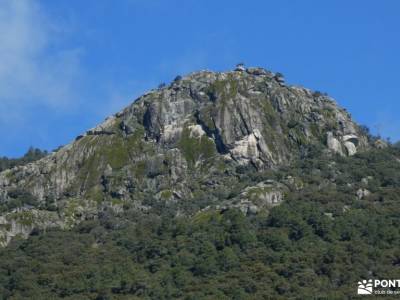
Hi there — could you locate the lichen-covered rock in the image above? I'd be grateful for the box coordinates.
[344,141,357,156]
[0,208,63,246]
[327,132,344,155]
[210,180,288,215]
[356,188,371,200]
[240,180,286,207]
[374,139,389,149]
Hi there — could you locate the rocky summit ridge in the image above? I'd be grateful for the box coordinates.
[0,66,374,245]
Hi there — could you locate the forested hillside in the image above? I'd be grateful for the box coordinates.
[1,145,399,299]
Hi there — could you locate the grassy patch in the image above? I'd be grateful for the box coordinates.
[160,190,173,200]
[178,125,216,167]
[7,211,36,226]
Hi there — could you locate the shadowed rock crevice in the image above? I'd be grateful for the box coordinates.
[194,110,229,154]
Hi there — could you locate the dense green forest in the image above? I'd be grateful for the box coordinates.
[1,146,399,299]
[0,148,48,172]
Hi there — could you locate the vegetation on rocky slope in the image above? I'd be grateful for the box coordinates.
[0,145,399,299]
[0,67,371,218]
[0,67,398,299]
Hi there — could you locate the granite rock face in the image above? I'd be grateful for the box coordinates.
[0,208,63,246]
[0,66,371,244]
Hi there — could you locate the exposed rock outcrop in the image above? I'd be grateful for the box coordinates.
[327,132,344,155]
[356,188,371,200]
[374,139,389,149]
[0,208,63,247]
[0,66,372,245]
[327,132,364,156]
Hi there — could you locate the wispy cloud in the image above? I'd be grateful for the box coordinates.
[0,0,83,126]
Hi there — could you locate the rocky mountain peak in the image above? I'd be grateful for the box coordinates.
[0,66,371,245]
[113,66,368,162]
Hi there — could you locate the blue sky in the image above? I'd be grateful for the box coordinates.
[0,0,399,157]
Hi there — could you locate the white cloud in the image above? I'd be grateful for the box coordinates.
[0,0,82,125]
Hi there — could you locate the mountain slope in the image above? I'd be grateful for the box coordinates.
[0,66,373,245]
[1,133,400,299]
[0,66,400,299]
